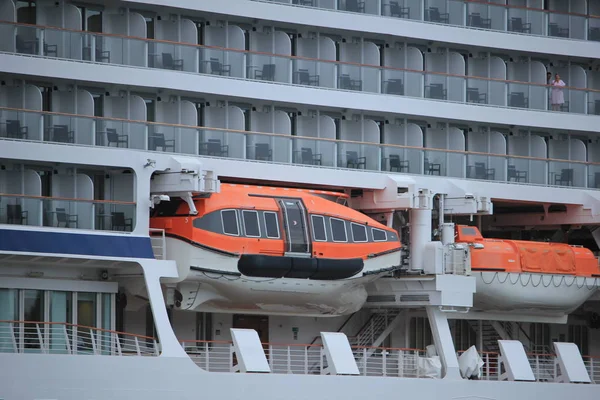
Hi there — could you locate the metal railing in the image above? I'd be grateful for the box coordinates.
[2,106,600,190]
[3,20,600,115]
[0,320,159,356]
[181,339,600,382]
[256,0,600,43]
[0,192,136,232]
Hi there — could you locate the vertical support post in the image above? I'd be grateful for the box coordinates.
[36,323,46,354]
[409,190,432,271]
[116,332,122,355]
[134,336,140,356]
[63,324,71,354]
[139,259,189,357]
[90,329,98,355]
[426,306,462,380]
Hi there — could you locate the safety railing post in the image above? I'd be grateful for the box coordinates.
[304,346,308,374]
[35,323,46,354]
[398,350,404,378]
[134,336,141,356]
[116,333,122,355]
[205,342,209,371]
[90,329,98,355]
[10,323,18,353]
[362,348,367,375]
[320,348,324,374]
[63,325,71,354]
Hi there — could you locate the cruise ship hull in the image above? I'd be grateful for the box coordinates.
[1,353,597,400]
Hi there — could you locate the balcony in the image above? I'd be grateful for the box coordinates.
[0,320,158,356]
[0,193,136,232]
[3,21,600,116]
[256,0,600,43]
[2,106,600,190]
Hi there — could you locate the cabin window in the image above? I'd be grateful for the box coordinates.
[351,223,368,243]
[221,210,239,236]
[330,218,347,242]
[311,215,327,241]
[242,210,260,238]
[372,228,387,242]
[264,212,280,239]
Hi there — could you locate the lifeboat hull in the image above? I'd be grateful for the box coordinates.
[165,237,401,316]
[472,271,600,314]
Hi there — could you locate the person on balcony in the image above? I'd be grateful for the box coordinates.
[550,73,566,111]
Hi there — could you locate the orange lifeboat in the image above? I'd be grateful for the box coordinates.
[150,184,402,316]
[455,225,600,314]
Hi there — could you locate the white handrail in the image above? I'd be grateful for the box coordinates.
[0,321,158,357]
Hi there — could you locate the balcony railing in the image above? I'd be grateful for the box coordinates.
[2,106,599,189]
[256,0,600,43]
[0,320,158,356]
[0,193,136,231]
[3,21,600,115]
[181,339,600,382]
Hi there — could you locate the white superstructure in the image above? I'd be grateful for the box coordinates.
[1,0,600,399]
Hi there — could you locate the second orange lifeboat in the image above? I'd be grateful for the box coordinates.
[455,225,600,314]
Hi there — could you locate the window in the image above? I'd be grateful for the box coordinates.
[409,317,433,350]
[351,223,368,242]
[330,218,347,242]
[242,210,260,238]
[568,325,589,355]
[264,212,280,239]
[461,227,478,236]
[221,210,239,236]
[311,215,327,241]
[23,290,44,349]
[372,228,387,242]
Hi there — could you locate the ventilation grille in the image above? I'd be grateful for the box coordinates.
[366,295,396,303]
[399,295,430,302]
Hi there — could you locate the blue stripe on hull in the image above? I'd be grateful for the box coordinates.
[0,229,155,259]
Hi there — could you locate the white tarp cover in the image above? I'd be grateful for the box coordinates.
[417,356,442,379]
[459,345,485,379]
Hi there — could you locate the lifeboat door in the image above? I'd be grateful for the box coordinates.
[277,199,311,257]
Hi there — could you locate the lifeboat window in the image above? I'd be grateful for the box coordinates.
[242,210,261,238]
[372,228,387,242]
[461,227,478,236]
[351,223,368,243]
[330,218,347,242]
[311,215,327,242]
[221,209,239,236]
[264,212,280,239]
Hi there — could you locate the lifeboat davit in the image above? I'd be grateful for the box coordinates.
[150,184,402,316]
[455,225,600,315]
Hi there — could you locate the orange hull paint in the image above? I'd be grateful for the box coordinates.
[150,184,401,262]
[456,225,600,277]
